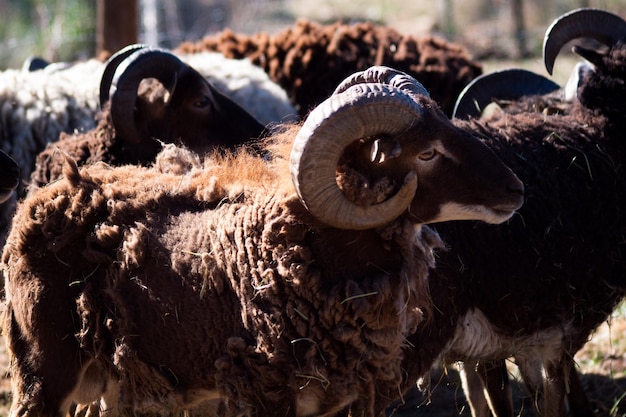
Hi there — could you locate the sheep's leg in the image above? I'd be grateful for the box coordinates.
[73,362,120,417]
[460,360,513,417]
[540,359,567,417]
[459,362,490,417]
[477,360,513,417]
[564,362,593,417]
[516,355,566,417]
[515,355,544,415]
[5,303,82,417]
[541,355,591,417]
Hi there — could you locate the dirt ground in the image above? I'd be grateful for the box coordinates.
[0,315,624,417]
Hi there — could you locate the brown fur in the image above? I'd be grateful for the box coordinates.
[3,72,525,416]
[390,46,626,417]
[3,133,440,416]
[175,19,482,117]
[30,100,265,190]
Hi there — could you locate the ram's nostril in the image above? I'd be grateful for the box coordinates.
[508,182,525,196]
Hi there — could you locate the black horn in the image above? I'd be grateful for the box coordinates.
[99,43,149,107]
[453,69,560,119]
[108,47,189,144]
[543,8,626,75]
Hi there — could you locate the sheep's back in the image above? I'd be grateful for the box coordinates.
[442,111,626,338]
[176,19,482,116]
[3,154,440,415]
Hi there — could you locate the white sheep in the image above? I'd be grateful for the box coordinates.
[0,46,296,245]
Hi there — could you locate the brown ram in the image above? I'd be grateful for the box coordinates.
[2,66,522,417]
[31,45,267,188]
[387,8,626,417]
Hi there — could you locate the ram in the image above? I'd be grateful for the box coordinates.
[1,66,523,417]
[175,19,482,117]
[30,45,268,188]
[0,45,294,247]
[385,8,626,417]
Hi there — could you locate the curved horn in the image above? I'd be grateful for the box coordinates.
[0,150,20,204]
[453,69,560,119]
[290,82,421,230]
[22,56,50,72]
[333,65,431,99]
[99,44,148,107]
[543,8,626,74]
[109,48,189,144]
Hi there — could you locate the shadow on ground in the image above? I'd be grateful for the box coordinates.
[387,367,626,417]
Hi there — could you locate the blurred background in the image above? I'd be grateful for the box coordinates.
[1,0,626,70]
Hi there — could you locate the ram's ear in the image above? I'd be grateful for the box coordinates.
[165,72,178,104]
[370,137,401,164]
[571,45,606,69]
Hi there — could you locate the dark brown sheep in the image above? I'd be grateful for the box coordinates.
[31,45,266,188]
[175,19,482,117]
[386,8,626,417]
[0,45,297,247]
[1,67,523,417]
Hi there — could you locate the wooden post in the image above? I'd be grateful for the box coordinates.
[440,0,455,39]
[97,0,139,57]
[512,0,529,58]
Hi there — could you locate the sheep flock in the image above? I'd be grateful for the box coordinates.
[2,66,524,416]
[0,7,625,417]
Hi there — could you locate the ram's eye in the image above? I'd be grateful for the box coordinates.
[418,149,437,161]
[193,96,211,108]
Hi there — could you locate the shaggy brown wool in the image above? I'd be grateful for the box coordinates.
[3,135,441,416]
[30,104,160,189]
[385,47,626,415]
[176,19,481,117]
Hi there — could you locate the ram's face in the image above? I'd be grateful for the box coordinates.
[291,65,524,230]
[407,116,524,225]
[354,103,525,225]
[157,66,265,153]
[105,46,265,157]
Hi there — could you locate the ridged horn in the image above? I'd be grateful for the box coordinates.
[99,44,148,107]
[290,82,422,230]
[543,8,626,74]
[452,69,560,119]
[333,65,430,99]
[109,47,189,144]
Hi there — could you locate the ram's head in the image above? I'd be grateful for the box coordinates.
[290,66,525,230]
[99,44,266,156]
